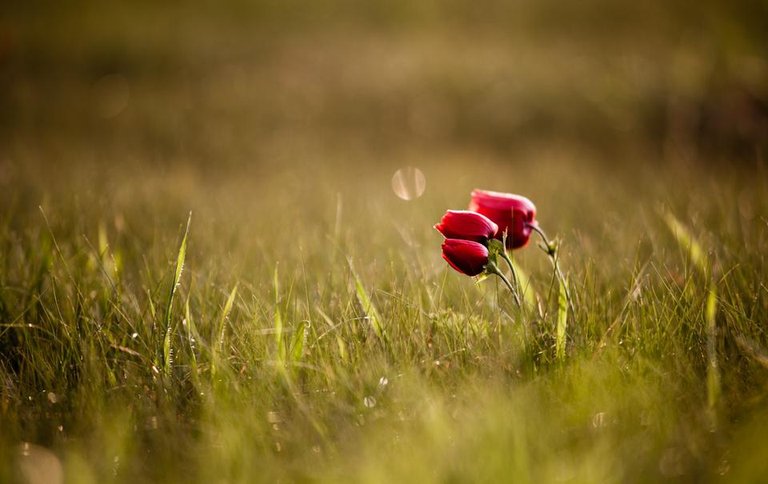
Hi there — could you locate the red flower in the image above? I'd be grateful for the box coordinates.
[441,239,489,276]
[469,189,536,249]
[434,210,498,243]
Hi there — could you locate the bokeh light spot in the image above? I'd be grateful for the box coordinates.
[391,166,426,201]
[17,442,63,484]
[92,74,130,119]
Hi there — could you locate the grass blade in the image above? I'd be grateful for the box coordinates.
[663,211,720,428]
[662,211,707,274]
[556,275,568,361]
[164,212,191,376]
[511,259,537,312]
[274,266,286,365]
[184,295,200,388]
[210,283,238,380]
[705,280,720,428]
[217,284,238,350]
[348,259,384,341]
[290,320,308,363]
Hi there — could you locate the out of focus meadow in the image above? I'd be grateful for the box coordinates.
[1,1,768,482]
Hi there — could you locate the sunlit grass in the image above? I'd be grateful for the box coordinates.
[2,1,767,480]
[1,154,767,482]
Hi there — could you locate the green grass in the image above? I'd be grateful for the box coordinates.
[2,157,767,483]
[2,1,768,482]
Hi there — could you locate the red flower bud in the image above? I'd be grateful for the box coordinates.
[441,239,489,276]
[469,189,536,249]
[434,210,498,243]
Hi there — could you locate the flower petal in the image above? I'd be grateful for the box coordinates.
[441,239,489,276]
[469,189,536,249]
[434,210,498,242]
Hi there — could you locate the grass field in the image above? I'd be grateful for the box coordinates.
[2,1,768,482]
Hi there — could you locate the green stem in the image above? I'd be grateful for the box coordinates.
[487,262,521,308]
[499,249,522,299]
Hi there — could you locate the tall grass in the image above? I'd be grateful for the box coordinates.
[2,1,767,480]
[1,156,767,482]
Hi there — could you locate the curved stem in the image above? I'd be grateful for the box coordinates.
[499,249,522,299]
[527,223,554,255]
[487,263,521,308]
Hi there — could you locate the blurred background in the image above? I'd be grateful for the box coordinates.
[1,0,768,256]
[2,0,767,175]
